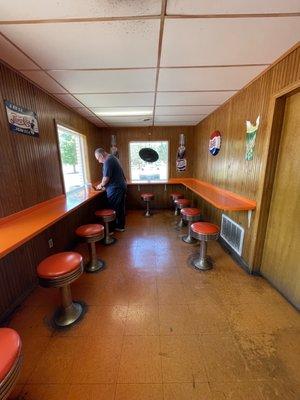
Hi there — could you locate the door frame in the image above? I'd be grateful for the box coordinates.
[252,80,300,273]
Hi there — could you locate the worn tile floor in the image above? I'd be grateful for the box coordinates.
[7,210,300,399]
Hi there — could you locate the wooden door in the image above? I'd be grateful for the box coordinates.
[261,91,300,309]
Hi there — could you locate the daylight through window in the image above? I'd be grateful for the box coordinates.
[57,124,89,193]
[129,141,169,182]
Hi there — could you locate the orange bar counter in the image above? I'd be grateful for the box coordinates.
[0,187,103,259]
[128,178,256,211]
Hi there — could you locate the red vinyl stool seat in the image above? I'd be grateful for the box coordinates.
[170,192,184,215]
[0,328,22,400]
[75,224,105,273]
[174,198,191,228]
[37,252,84,328]
[95,209,116,245]
[181,208,201,243]
[190,222,220,270]
[141,193,154,217]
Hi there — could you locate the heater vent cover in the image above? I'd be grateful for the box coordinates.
[220,214,244,256]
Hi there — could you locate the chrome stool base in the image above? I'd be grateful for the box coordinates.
[53,301,83,327]
[191,255,213,271]
[86,259,105,273]
[103,235,117,245]
[182,234,196,244]
[145,210,152,217]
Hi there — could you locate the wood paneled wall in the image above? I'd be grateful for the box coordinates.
[193,45,300,271]
[103,126,194,180]
[0,62,109,218]
[0,195,106,323]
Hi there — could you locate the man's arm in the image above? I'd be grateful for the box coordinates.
[96,176,110,190]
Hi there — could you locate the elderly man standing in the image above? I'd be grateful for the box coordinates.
[95,148,127,231]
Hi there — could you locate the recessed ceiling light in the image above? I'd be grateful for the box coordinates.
[95,110,153,117]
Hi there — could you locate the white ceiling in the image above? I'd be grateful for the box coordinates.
[0,0,299,128]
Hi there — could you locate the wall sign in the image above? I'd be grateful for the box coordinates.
[176,133,187,172]
[209,130,221,156]
[5,100,39,137]
[245,116,260,161]
[110,134,119,158]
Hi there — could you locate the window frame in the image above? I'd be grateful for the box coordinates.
[55,122,90,194]
[128,140,170,182]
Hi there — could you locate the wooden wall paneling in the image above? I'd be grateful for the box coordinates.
[193,44,300,271]
[0,62,107,218]
[0,195,105,323]
[104,126,194,181]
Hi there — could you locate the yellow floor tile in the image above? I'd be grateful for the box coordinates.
[118,336,162,383]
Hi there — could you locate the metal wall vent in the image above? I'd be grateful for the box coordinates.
[220,214,245,256]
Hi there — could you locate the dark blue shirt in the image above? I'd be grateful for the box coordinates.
[103,155,127,195]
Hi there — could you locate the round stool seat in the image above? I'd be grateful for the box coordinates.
[0,328,21,382]
[191,222,220,240]
[37,252,83,279]
[95,209,116,219]
[141,193,154,201]
[75,224,104,238]
[174,198,191,208]
[170,192,183,200]
[181,208,201,217]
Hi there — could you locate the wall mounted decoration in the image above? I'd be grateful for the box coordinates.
[176,133,187,172]
[209,130,221,156]
[4,100,39,137]
[245,116,260,160]
[110,134,119,158]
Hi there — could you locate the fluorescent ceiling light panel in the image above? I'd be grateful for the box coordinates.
[95,110,153,117]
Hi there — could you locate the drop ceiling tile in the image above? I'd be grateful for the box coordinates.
[167,0,300,15]
[156,91,236,106]
[21,70,67,93]
[0,0,162,21]
[155,105,217,115]
[154,121,196,126]
[161,17,300,66]
[0,35,38,70]
[108,121,152,127]
[157,66,266,91]
[100,115,153,124]
[2,20,160,69]
[54,94,84,108]
[155,115,203,123]
[49,69,157,93]
[75,93,155,107]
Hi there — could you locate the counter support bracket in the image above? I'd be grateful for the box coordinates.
[247,210,253,228]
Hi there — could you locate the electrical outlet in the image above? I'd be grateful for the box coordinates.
[48,238,54,248]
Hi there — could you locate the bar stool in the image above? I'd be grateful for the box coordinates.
[174,198,191,228]
[75,224,105,273]
[181,208,201,244]
[37,252,84,328]
[0,328,22,400]
[95,209,116,245]
[190,222,220,270]
[170,192,184,215]
[141,193,154,217]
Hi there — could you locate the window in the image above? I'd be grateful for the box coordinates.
[57,124,89,193]
[129,141,169,181]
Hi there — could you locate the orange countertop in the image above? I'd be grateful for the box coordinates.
[128,178,256,212]
[0,187,103,259]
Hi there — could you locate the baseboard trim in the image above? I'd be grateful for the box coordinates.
[218,237,257,275]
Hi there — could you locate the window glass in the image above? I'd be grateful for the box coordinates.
[57,124,88,193]
[129,141,169,181]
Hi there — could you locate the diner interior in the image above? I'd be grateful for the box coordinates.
[0,1,299,399]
